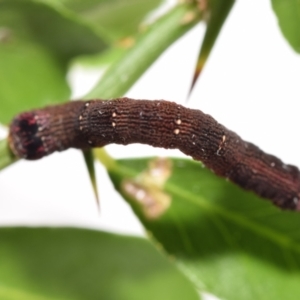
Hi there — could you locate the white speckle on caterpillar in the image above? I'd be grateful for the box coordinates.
[79,115,83,121]
[175,119,182,125]
[88,140,92,144]
[80,126,83,131]
[216,135,226,155]
[112,122,116,127]
[271,162,275,167]
[85,102,89,107]
[112,112,117,117]
[174,129,180,135]
[98,110,103,115]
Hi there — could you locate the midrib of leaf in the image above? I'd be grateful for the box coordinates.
[167,184,300,254]
[111,161,300,256]
[170,210,196,254]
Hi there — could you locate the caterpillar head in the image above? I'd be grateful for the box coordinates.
[9,112,46,160]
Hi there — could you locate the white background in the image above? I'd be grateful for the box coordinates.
[0,0,300,238]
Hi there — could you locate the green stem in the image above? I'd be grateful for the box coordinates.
[93,148,118,171]
[0,138,17,171]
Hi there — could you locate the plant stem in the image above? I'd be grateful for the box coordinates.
[0,138,17,171]
[93,148,118,171]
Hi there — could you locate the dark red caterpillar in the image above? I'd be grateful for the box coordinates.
[8,98,300,210]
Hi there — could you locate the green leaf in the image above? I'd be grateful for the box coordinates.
[85,4,202,99]
[0,38,70,125]
[0,227,199,300]
[60,0,163,42]
[108,157,300,299]
[271,0,300,53]
[0,0,108,124]
[0,1,108,60]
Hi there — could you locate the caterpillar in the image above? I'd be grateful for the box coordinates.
[8,97,300,210]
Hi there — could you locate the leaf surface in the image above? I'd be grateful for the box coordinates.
[109,157,300,300]
[271,0,300,53]
[0,227,199,300]
[0,0,108,124]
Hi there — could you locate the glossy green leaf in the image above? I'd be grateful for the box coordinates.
[0,38,70,124]
[109,157,300,300]
[60,0,163,42]
[0,0,108,124]
[0,1,108,60]
[85,4,202,99]
[271,0,300,53]
[0,227,199,300]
